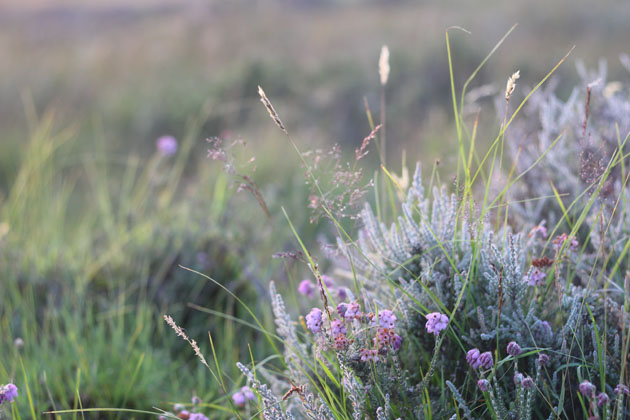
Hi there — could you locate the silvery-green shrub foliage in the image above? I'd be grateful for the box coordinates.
[233,68,630,419]
[502,57,630,231]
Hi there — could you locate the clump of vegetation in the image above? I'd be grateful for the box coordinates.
[0,113,284,417]
[4,18,630,420]
[165,34,630,420]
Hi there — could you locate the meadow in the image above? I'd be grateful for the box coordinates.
[1,1,630,419]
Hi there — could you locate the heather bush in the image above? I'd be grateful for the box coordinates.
[204,42,630,420]
[501,56,630,262]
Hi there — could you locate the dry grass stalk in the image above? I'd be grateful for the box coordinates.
[257,85,287,133]
[164,314,210,369]
[379,45,390,86]
[505,70,520,101]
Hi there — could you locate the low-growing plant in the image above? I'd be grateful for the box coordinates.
[177,32,630,420]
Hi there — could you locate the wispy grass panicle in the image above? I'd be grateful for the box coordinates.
[164,314,210,369]
[505,70,520,102]
[258,86,287,134]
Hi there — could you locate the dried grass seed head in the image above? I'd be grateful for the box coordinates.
[379,45,390,86]
[505,70,520,101]
[257,85,286,133]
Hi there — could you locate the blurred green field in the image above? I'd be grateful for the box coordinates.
[1,0,629,418]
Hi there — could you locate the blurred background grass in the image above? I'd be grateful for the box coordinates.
[0,0,629,418]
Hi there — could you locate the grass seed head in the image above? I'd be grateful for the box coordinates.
[257,85,287,133]
[379,45,390,86]
[505,70,520,101]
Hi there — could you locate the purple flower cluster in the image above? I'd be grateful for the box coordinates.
[579,380,596,397]
[305,308,323,333]
[338,302,361,321]
[538,353,550,366]
[466,349,494,370]
[360,348,380,362]
[597,392,609,407]
[529,222,548,239]
[373,327,402,351]
[232,386,256,406]
[372,309,397,328]
[298,276,348,302]
[172,409,209,420]
[513,373,534,388]
[553,233,579,251]
[0,383,17,404]
[614,384,630,396]
[514,372,534,388]
[330,319,347,335]
[334,334,349,350]
[425,312,449,336]
[477,379,490,392]
[506,341,522,356]
[298,280,316,298]
[514,372,523,385]
[576,381,614,408]
[156,135,178,156]
[320,275,334,288]
[527,268,546,286]
[332,304,403,362]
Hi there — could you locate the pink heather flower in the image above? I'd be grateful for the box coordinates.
[337,303,348,318]
[0,383,18,404]
[425,312,449,335]
[392,334,402,351]
[189,413,209,420]
[614,384,630,396]
[360,348,380,362]
[298,280,316,298]
[374,327,399,350]
[553,233,578,251]
[305,308,323,333]
[521,376,534,389]
[344,302,361,320]
[478,352,494,369]
[466,348,481,369]
[579,380,595,397]
[538,353,550,366]
[156,135,178,156]
[529,222,548,239]
[506,341,522,356]
[527,269,546,286]
[477,379,490,392]
[334,334,349,350]
[232,391,246,406]
[373,309,397,328]
[597,392,609,407]
[321,275,334,288]
[14,338,24,349]
[330,319,347,335]
[241,386,255,401]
